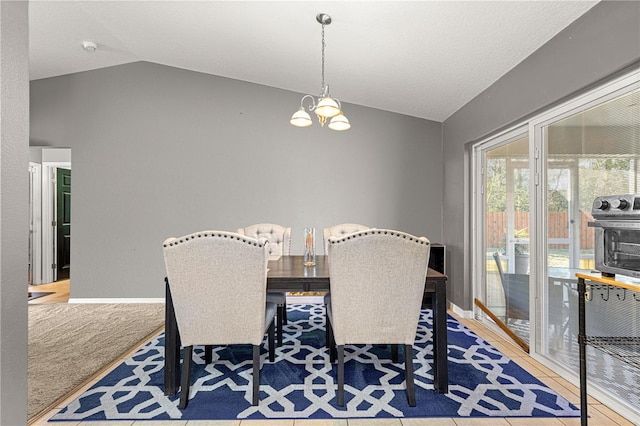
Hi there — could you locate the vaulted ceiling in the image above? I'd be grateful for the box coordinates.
[29,1,598,122]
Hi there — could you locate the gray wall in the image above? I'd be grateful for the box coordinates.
[30,61,443,299]
[442,1,640,310]
[0,1,29,423]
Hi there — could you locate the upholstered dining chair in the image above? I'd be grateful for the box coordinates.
[322,223,371,344]
[163,230,276,408]
[326,229,431,407]
[237,223,291,346]
[322,223,371,255]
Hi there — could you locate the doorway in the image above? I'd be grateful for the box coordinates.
[28,147,71,285]
[56,168,71,280]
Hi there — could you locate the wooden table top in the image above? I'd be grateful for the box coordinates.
[267,255,446,282]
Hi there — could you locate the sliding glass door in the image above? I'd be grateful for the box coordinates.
[535,85,639,415]
[473,72,639,419]
[475,131,530,349]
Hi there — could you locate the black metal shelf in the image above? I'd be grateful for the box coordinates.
[584,336,640,369]
[577,272,640,425]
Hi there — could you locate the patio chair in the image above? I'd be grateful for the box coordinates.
[493,252,529,322]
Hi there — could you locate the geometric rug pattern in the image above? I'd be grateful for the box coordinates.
[51,304,580,421]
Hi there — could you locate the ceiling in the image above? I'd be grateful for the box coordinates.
[29,1,599,122]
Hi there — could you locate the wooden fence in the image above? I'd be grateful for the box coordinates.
[485,211,595,249]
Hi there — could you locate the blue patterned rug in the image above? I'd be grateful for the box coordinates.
[51,304,579,421]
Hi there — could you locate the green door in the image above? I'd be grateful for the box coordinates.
[56,168,71,280]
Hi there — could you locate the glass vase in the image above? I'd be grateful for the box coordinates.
[303,227,316,266]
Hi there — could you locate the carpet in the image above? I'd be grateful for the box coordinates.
[51,304,580,421]
[28,303,165,420]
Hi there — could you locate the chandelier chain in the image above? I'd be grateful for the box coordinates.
[320,22,326,93]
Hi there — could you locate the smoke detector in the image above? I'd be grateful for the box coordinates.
[82,41,97,52]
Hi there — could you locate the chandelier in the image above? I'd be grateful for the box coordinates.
[290,13,351,131]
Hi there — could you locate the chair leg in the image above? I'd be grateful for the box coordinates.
[404,344,416,407]
[179,346,193,409]
[252,345,260,406]
[327,317,337,363]
[282,302,288,324]
[324,303,329,349]
[268,319,275,362]
[204,345,213,364]
[391,344,399,363]
[337,345,345,407]
[276,305,284,347]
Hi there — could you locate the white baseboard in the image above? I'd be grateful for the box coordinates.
[450,302,474,319]
[68,298,165,304]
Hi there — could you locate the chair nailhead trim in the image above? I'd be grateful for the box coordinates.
[328,229,429,246]
[164,232,266,248]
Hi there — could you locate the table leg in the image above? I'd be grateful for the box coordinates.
[432,281,448,393]
[578,278,587,425]
[164,278,180,396]
[431,293,439,388]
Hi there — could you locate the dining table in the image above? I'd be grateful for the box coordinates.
[163,255,449,396]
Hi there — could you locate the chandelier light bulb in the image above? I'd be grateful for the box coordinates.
[328,112,351,131]
[290,108,313,127]
[315,97,341,118]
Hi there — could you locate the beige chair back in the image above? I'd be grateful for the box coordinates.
[323,223,370,254]
[237,223,291,257]
[327,229,430,345]
[163,230,269,347]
